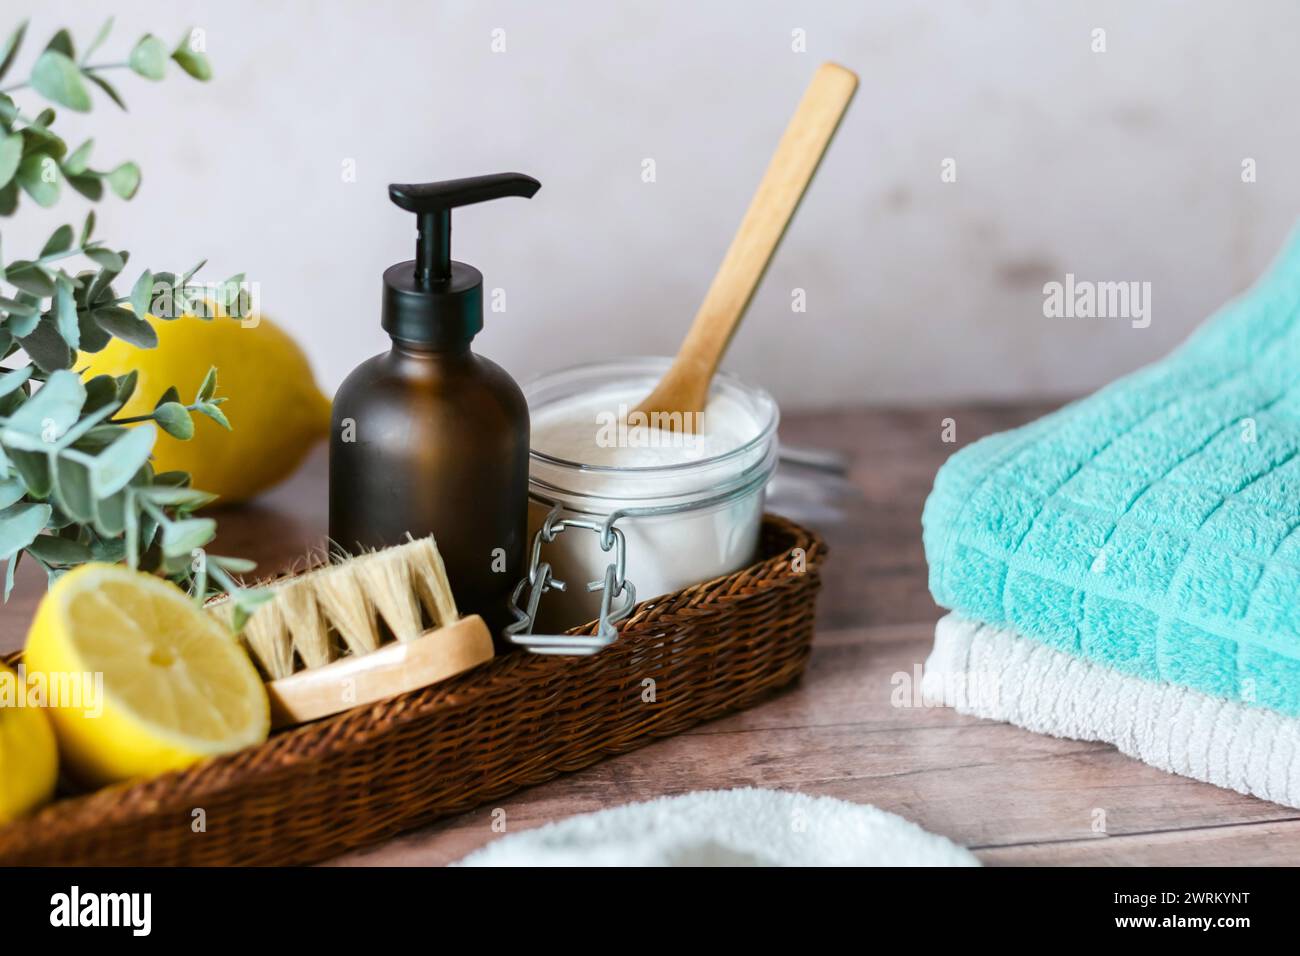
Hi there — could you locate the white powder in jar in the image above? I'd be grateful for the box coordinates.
[526,381,775,632]
[531,387,760,469]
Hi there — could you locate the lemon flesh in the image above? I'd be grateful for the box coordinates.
[23,564,270,787]
[0,664,58,823]
[79,313,331,504]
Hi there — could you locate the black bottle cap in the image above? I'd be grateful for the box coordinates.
[383,173,541,348]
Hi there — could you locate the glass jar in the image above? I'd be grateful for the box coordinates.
[508,357,779,652]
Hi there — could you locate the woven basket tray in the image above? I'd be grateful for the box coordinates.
[0,513,824,866]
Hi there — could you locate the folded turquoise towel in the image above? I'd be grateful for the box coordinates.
[924,230,1300,715]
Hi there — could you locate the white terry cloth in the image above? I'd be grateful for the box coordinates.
[925,612,1300,809]
[456,787,978,866]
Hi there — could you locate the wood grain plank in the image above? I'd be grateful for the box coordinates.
[331,621,1299,865]
[978,818,1300,866]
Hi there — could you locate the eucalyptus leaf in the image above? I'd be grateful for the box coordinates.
[62,138,92,175]
[0,365,32,398]
[129,269,153,318]
[89,532,125,562]
[137,485,215,509]
[75,304,113,353]
[5,301,40,338]
[0,477,24,510]
[2,552,17,601]
[79,209,95,245]
[152,470,191,488]
[84,72,126,110]
[123,490,139,568]
[171,28,211,81]
[30,50,92,112]
[195,402,231,430]
[92,306,157,348]
[6,260,54,296]
[84,247,123,272]
[51,454,94,523]
[0,501,51,560]
[106,161,140,199]
[90,423,155,498]
[210,554,257,575]
[48,401,114,451]
[0,179,17,215]
[40,223,74,258]
[82,374,118,412]
[153,402,194,439]
[115,369,138,404]
[54,275,79,349]
[85,263,119,307]
[0,21,28,84]
[67,172,102,201]
[82,18,114,65]
[8,449,51,497]
[181,259,207,285]
[0,131,21,190]
[154,385,180,408]
[196,366,217,402]
[0,295,38,318]
[171,43,212,82]
[128,34,168,81]
[25,533,91,566]
[161,515,216,557]
[45,29,74,59]
[6,369,84,438]
[17,318,71,373]
[15,152,60,207]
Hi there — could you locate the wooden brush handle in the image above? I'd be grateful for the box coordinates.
[265,615,494,728]
[637,62,858,419]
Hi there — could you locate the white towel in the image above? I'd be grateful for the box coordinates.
[924,612,1300,808]
[456,787,978,866]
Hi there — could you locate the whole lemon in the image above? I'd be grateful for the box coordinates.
[80,313,331,504]
[0,663,59,823]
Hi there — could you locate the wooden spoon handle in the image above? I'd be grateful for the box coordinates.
[666,62,858,400]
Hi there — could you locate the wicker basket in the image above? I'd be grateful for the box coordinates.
[0,514,824,866]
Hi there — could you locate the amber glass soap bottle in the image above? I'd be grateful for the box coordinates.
[329,173,540,643]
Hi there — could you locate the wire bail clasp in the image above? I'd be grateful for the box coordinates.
[504,507,637,655]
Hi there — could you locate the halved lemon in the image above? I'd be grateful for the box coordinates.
[23,564,269,787]
[0,663,59,823]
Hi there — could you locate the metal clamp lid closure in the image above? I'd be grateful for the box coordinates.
[505,508,637,655]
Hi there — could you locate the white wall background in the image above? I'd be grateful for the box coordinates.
[6,0,1300,408]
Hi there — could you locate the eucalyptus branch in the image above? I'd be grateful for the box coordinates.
[0,17,254,622]
[0,61,129,95]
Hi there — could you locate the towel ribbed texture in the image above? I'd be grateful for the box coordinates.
[924,230,1300,715]
[925,613,1300,808]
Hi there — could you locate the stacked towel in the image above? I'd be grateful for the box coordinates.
[925,613,1300,808]
[923,230,1300,803]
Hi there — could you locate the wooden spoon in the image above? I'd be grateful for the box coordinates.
[632,62,858,431]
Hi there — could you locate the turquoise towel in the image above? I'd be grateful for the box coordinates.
[924,230,1300,716]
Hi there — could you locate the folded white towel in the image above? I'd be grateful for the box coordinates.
[924,612,1300,809]
[456,787,979,866]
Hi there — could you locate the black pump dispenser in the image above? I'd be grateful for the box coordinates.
[382,172,541,348]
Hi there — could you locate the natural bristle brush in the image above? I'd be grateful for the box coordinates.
[208,536,493,728]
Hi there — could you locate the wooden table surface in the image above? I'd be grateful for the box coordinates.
[5,403,1295,866]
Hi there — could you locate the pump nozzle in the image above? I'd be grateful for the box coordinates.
[389,173,541,289]
[381,172,541,348]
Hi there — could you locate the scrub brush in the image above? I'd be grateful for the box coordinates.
[208,536,493,728]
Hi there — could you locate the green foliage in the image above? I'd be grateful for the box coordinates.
[0,18,264,624]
